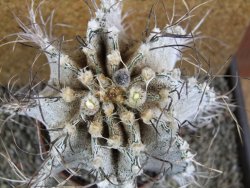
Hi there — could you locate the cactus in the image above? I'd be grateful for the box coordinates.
[0,1,227,187]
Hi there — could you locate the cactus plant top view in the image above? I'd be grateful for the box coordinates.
[0,0,229,187]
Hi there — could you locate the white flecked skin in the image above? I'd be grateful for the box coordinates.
[0,0,225,187]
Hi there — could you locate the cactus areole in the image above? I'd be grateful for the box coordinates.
[0,0,225,187]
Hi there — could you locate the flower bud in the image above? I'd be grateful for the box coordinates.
[81,94,100,116]
[127,85,146,108]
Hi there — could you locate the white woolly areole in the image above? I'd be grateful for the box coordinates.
[107,50,121,66]
[60,87,76,103]
[102,102,115,117]
[97,74,111,88]
[120,110,135,125]
[107,135,122,148]
[131,143,145,156]
[141,109,154,124]
[159,88,169,101]
[78,70,94,86]
[165,25,186,35]
[141,67,155,82]
[87,19,100,32]
[89,120,103,137]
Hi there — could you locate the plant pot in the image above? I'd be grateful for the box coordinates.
[227,58,250,188]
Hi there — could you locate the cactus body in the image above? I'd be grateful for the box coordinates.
[0,1,225,187]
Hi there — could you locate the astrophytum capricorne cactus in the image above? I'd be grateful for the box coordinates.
[0,0,226,187]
